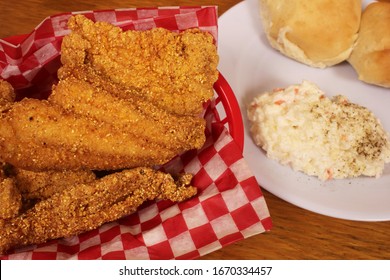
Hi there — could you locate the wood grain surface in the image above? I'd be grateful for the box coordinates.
[1,0,389,260]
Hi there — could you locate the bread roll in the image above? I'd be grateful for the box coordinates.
[348,2,390,88]
[259,0,361,68]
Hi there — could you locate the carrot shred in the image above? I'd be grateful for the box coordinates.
[326,168,333,180]
[274,99,285,105]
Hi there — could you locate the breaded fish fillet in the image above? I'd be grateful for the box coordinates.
[0,98,198,171]
[59,15,219,116]
[0,168,196,254]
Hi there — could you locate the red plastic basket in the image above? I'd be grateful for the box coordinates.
[213,72,244,151]
[0,10,273,260]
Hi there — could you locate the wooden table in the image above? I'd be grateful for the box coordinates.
[1,0,389,260]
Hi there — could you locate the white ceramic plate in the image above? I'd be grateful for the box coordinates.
[218,0,390,221]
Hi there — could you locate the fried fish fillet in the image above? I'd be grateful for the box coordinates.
[59,15,219,116]
[0,168,196,254]
[0,98,200,171]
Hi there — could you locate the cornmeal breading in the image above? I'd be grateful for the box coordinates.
[0,98,204,171]
[0,162,6,180]
[0,178,22,220]
[0,168,196,254]
[50,76,206,153]
[10,167,96,201]
[59,15,219,116]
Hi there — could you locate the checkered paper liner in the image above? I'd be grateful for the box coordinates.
[0,6,272,260]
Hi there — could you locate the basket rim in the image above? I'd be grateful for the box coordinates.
[213,72,244,151]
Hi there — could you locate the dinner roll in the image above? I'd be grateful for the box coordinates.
[348,2,390,88]
[258,0,361,68]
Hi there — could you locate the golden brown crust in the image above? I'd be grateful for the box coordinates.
[0,162,6,180]
[0,98,193,171]
[59,15,219,116]
[10,167,96,201]
[0,178,22,220]
[259,0,361,68]
[348,2,390,88]
[0,168,196,254]
[0,80,15,112]
[50,76,206,152]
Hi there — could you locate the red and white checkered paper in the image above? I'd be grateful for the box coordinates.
[0,6,272,260]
